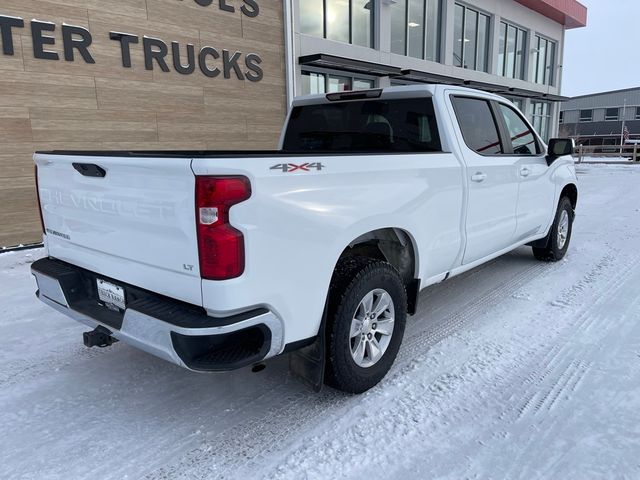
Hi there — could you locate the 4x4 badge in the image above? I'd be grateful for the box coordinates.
[270,163,325,173]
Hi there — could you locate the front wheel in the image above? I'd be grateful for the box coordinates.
[325,257,407,393]
[533,196,574,262]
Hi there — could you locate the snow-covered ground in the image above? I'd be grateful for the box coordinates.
[2,164,640,480]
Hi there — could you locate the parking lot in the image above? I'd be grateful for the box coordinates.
[2,164,639,480]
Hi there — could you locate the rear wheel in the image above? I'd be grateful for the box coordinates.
[533,196,574,262]
[325,257,407,393]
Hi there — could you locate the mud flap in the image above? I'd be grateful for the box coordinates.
[527,233,551,248]
[289,308,326,393]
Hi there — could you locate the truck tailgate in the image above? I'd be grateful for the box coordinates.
[34,153,202,306]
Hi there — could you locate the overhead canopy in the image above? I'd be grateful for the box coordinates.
[299,54,402,77]
[398,69,569,102]
[514,0,587,29]
[299,54,569,102]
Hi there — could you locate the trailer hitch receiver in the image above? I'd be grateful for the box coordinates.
[83,326,118,348]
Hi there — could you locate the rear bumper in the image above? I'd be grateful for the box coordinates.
[31,258,284,371]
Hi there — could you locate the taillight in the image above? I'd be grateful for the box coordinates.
[195,176,251,280]
[34,165,45,234]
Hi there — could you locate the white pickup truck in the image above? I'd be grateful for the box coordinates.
[32,85,578,393]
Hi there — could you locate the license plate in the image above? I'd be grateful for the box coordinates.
[97,279,126,310]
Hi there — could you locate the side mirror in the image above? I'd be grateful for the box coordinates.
[546,138,575,166]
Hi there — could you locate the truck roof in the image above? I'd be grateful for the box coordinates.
[291,83,508,107]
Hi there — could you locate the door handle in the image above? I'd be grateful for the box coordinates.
[520,167,531,177]
[471,172,487,183]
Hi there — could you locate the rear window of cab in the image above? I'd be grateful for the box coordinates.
[283,98,442,153]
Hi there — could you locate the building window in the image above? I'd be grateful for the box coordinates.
[579,109,593,122]
[559,111,564,124]
[327,74,351,92]
[301,71,326,95]
[636,107,640,120]
[502,96,524,112]
[605,108,619,121]
[391,0,441,62]
[301,70,375,95]
[300,0,374,48]
[498,21,527,80]
[353,78,375,90]
[300,0,324,38]
[454,4,490,73]
[531,101,552,141]
[533,35,556,86]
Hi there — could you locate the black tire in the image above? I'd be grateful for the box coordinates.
[325,256,407,394]
[533,196,574,262]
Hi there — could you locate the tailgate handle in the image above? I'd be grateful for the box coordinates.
[73,163,106,178]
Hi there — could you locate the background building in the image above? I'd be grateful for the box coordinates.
[0,0,587,248]
[559,87,640,147]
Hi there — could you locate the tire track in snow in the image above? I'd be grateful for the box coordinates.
[399,262,549,362]
[0,339,112,389]
[549,252,615,309]
[514,252,640,422]
[145,262,554,479]
[507,294,640,480]
[496,253,640,480]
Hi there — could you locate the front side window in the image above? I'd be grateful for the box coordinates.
[498,104,539,155]
[498,21,527,80]
[452,97,502,155]
[605,108,619,121]
[454,4,490,73]
[283,98,442,153]
[391,0,441,62]
[534,35,556,86]
[300,0,374,48]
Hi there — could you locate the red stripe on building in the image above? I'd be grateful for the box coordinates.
[514,0,588,29]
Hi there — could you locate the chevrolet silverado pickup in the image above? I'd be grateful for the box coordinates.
[32,85,578,393]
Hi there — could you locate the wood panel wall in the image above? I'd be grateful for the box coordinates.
[0,0,286,247]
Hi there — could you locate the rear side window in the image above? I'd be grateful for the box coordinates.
[451,97,502,155]
[498,104,540,155]
[282,98,442,153]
